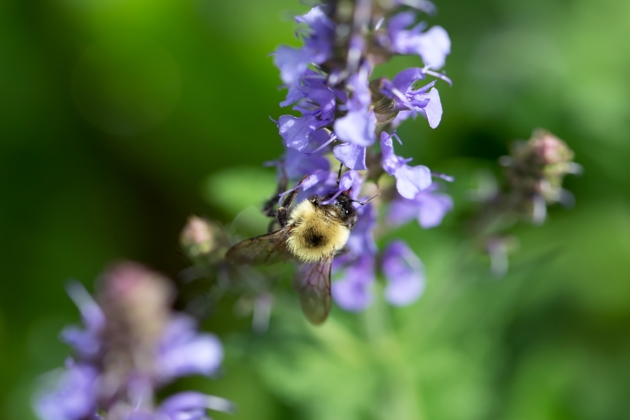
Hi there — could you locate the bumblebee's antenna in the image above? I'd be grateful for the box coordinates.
[336,163,344,184]
[351,193,379,206]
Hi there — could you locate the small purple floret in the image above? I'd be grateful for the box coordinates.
[382,241,426,306]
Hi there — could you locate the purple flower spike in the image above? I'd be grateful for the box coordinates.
[332,254,375,311]
[35,263,231,420]
[388,184,453,228]
[382,241,426,306]
[380,132,432,198]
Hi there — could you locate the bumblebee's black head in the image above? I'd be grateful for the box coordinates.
[309,192,358,230]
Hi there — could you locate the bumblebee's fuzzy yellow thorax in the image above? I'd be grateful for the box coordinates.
[286,199,350,263]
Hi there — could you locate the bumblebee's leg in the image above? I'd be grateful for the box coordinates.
[262,168,288,218]
[276,175,310,227]
[334,246,350,258]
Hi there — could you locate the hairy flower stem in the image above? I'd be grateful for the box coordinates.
[361,291,426,420]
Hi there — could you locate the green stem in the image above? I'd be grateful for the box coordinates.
[362,291,426,420]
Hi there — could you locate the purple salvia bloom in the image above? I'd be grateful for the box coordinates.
[284,147,331,181]
[34,362,99,420]
[388,184,453,228]
[332,254,375,311]
[386,11,450,69]
[278,87,337,151]
[380,132,432,199]
[345,202,378,256]
[381,68,443,128]
[279,69,331,107]
[333,142,367,170]
[273,6,334,85]
[333,67,377,147]
[382,241,426,306]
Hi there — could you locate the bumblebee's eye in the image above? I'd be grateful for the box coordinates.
[344,209,349,215]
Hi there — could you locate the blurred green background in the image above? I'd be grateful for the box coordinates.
[1,0,630,419]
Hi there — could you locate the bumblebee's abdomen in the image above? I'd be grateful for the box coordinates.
[304,228,324,248]
[286,201,350,263]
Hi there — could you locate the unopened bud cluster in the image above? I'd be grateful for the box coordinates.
[502,130,578,222]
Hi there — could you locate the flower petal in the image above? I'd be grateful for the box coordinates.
[394,164,432,199]
[333,110,376,146]
[157,316,223,381]
[332,255,375,311]
[278,114,317,151]
[333,142,367,170]
[382,241,425,306]
[421,87,442,128]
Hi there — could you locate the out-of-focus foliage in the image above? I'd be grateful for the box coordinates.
[1,0,629,419]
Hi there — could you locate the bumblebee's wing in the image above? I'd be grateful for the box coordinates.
[226,229,293,266]
[293,255,333,325]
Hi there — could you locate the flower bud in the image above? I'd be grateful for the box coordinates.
[180,216,218,260]
[503,130,577,222]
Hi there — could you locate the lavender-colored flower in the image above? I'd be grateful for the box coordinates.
[333,66,377,147]
[34,262,232,420]
[332,254,375,311]
[382,240,426,306]
[388,184,453,228]
[380,131,432,199]
[333,141,367,170]
[278,86,337,151]
[345,202,378,256]
[273,6,334,86]
[385,11,451,69]
[379,68,443,128]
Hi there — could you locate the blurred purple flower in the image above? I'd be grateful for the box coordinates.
[156,315,223,382]
[332,254,375,311]
[345,202,377,256]
[388,184,453,228]
[34,263,231,420]
[382,241,426,306]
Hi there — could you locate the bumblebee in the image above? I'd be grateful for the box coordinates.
[226,181,360,324]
